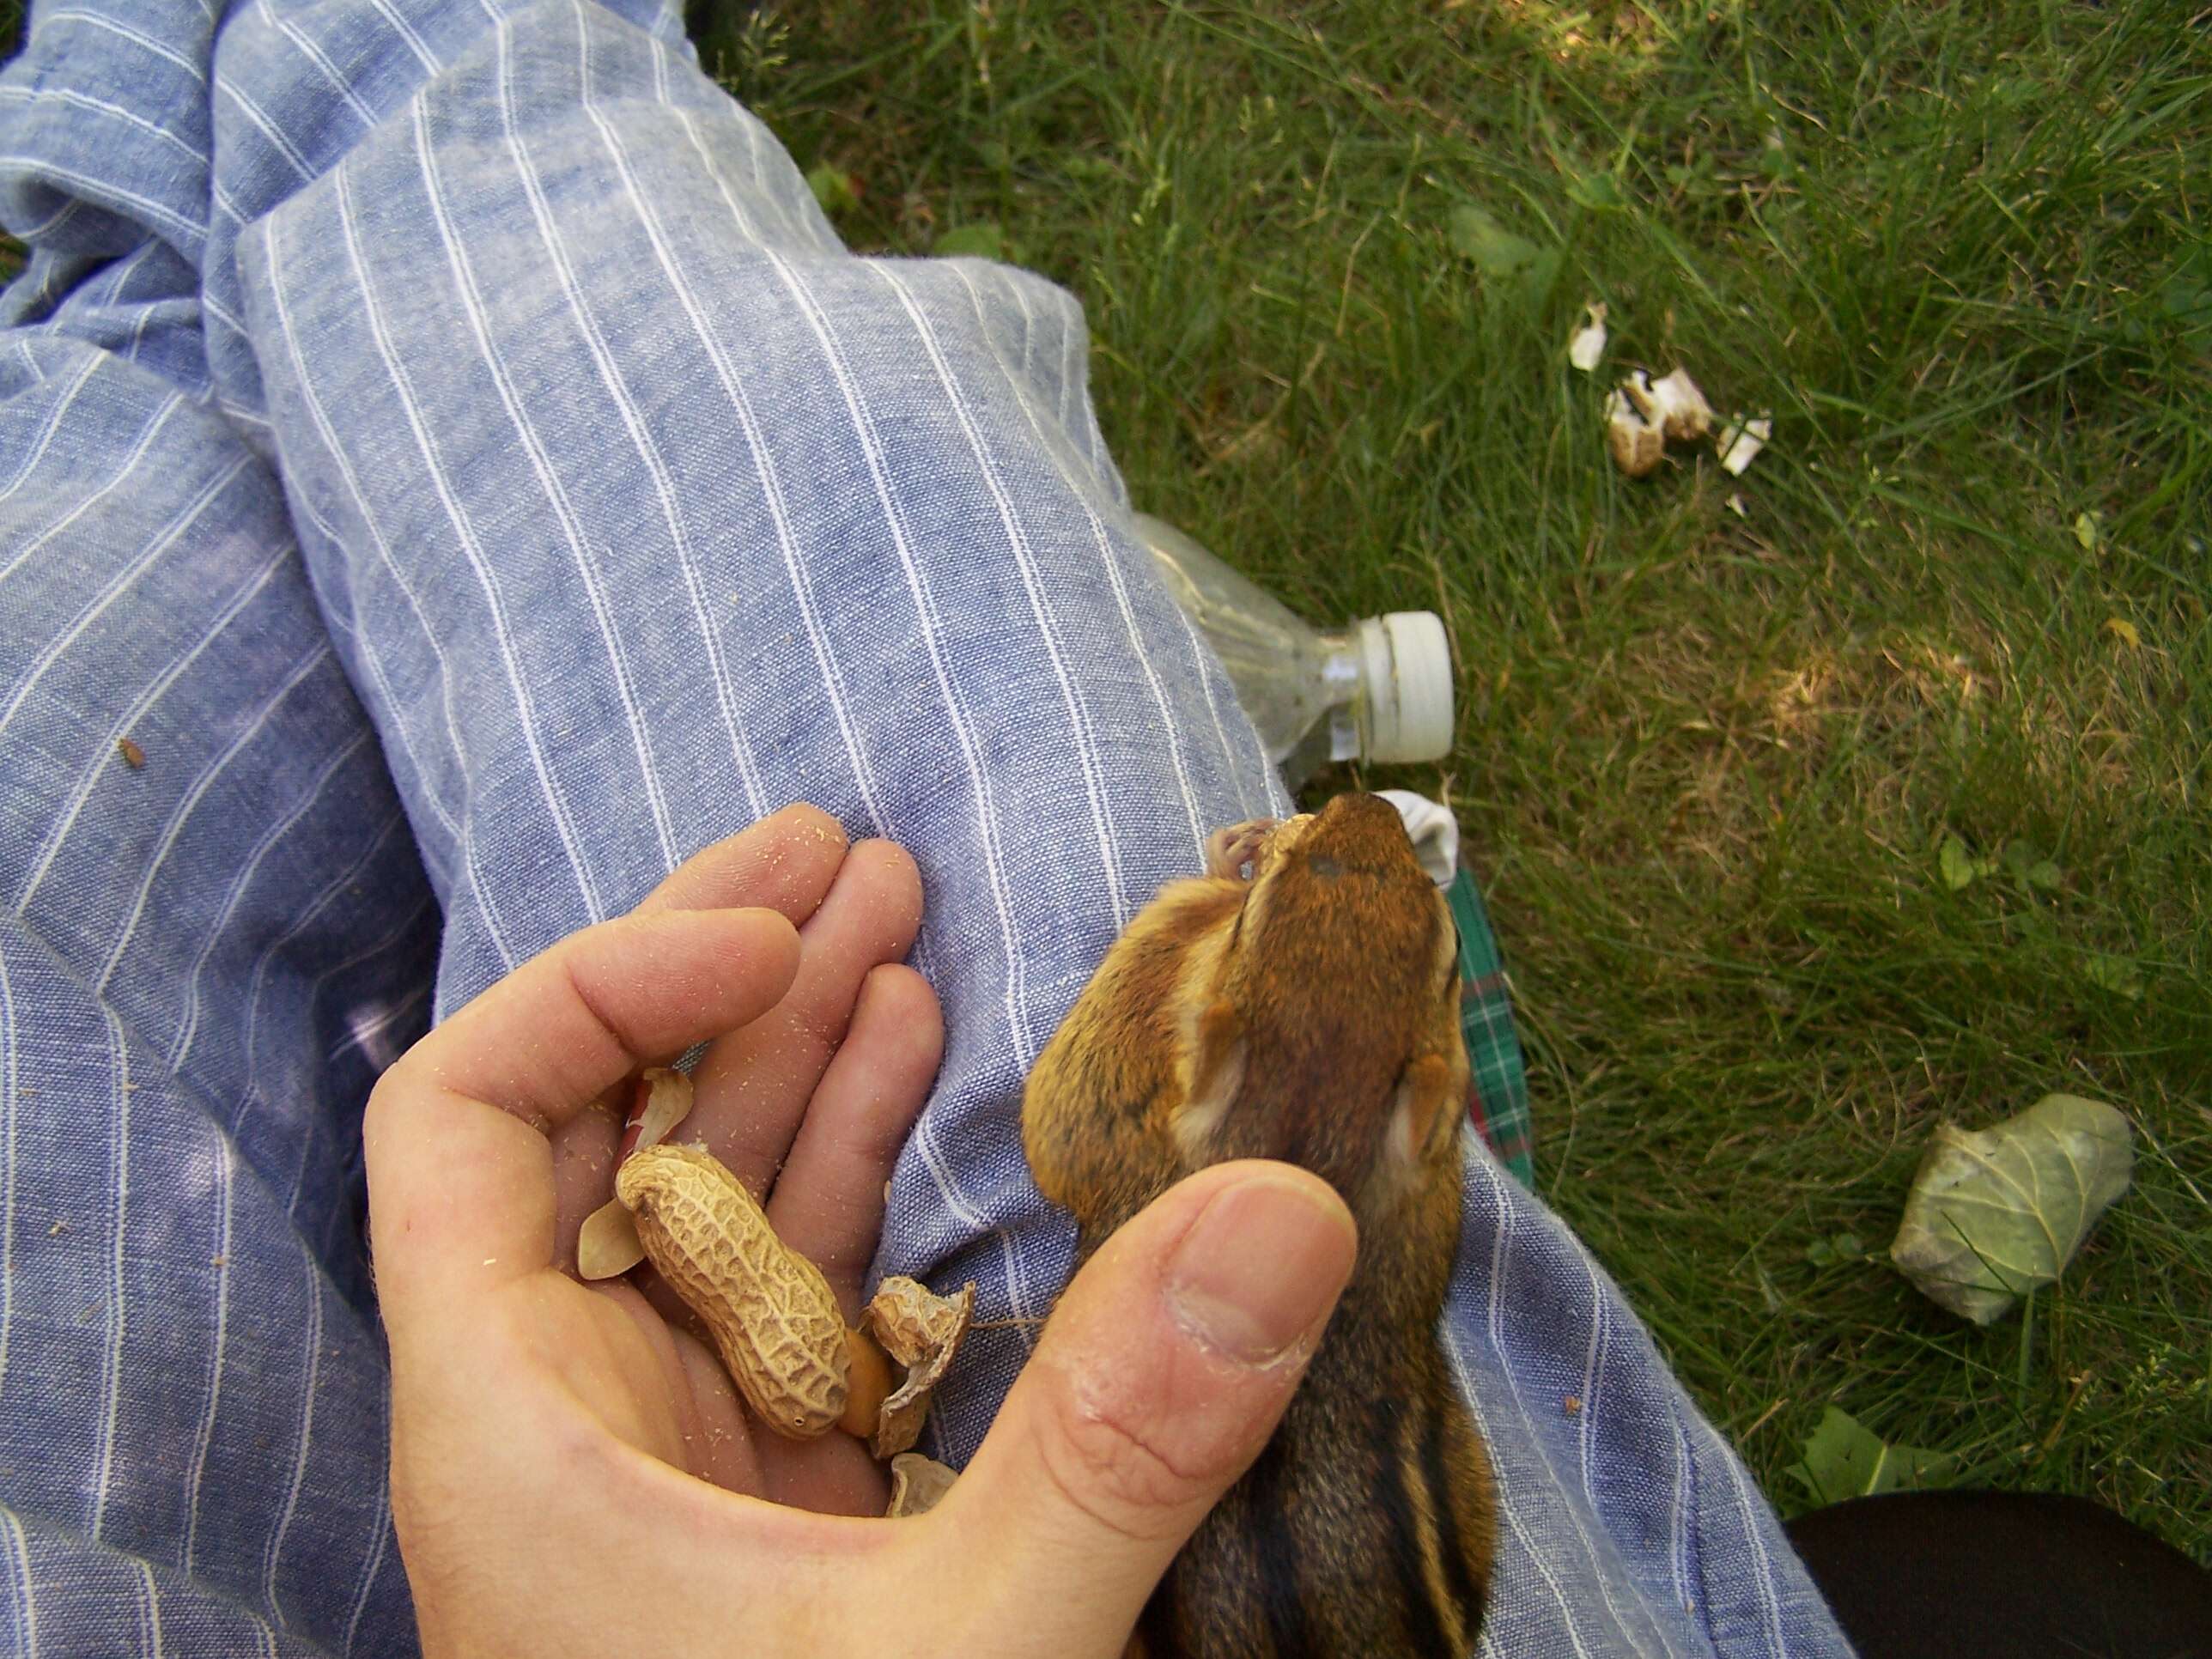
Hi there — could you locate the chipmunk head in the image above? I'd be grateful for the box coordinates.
[1172,793,1469,1213]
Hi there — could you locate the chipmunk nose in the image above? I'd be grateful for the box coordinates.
[1302,792,1418,876]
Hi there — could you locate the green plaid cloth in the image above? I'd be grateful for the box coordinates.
[1449,863,1534,1187]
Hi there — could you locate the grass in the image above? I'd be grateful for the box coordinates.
[730,0,2212,1559]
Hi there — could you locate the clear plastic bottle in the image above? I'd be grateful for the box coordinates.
[1131,514,1455,790]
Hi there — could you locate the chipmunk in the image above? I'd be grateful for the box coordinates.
[1023,791,1494,1657]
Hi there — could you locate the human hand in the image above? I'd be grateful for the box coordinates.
[366,805,1358,1658]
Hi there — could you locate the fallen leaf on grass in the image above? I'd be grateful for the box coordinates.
[1790,1407,1959,1505]
[1566,172,1626,212]
[1568,301,1608,371]
[2103,617,2141,649]
[1447,204,1540,276]
[1803,1232,1864,1268]
[2000,840,2062,894]
[805,162,859,216]
[2081,953,2144,1000]
[2074,511,2101,552]
[1939,835,1996,890]
[1889,1093,2134,1325]
[934,222,1006,261]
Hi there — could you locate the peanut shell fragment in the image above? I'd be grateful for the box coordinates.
[619,1066,695,1160]
[617,1144,850,1439]
[576,1198,646,1280]
[863,1276,975,1458]
[885,1453,958,1518]
[1605,388,1665,478]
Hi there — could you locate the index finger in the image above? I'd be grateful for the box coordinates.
[365,905,800,1310]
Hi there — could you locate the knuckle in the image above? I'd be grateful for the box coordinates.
[1032,1377,1208,1546]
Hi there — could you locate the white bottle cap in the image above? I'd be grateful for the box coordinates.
[1356,612,1455,763]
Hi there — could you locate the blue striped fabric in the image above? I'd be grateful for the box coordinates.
[0,3,1850,1654]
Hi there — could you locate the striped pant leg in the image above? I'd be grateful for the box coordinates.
[0,299,434,1652]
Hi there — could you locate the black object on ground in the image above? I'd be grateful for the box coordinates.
[1787,1488,2212,1658]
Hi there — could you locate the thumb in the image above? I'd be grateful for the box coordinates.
[944,1161,1356,1651]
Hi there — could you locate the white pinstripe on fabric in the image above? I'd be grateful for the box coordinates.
[137,1556,165,1656]
[0,155,207,251]
[1716,1419,1790,1650]
[408,12,690,878]
[214,75,314,185]
[0,387,185,589]
[1173,599,1269,820]
[14,537,295,919]
[1,1502,34,1656]
[89,1006,131,1542]
[877,260,1130,930]
[330,160,605,923]
[263,1240,325,1627]
[82,237,161,312]
[258,6,379,134]
[0,942,18,1401]
[274,492,459,897]
[1669,1391,1698,1615]
[92,641,323,1000]
[1052,285,1075,437]
[279,890,437,1217]
[258,218,490,911]
[957,258,1275,844]
[0,353,99,501]
[1446,1317,1599,1659]
[227,806,410,1136]
[568,7,790,823]
[41,11,208,83]
[161,716,367,1079]
[644,37,832,256]
[9,191,82,243]
[653,103,897,836]
[339,1459,392,1658]
[768,247,1037,1063]
[165,722,376,1070]
[322,981,428,1067]
[1475,1153,1681,1658]
[362,0,440,76]
[0,86,206,169]
[913,1106,1038,1352]
[199,287,251,343]
[118,255,161,365]
[179,1136,234,1579]
[1085,487,1213,859]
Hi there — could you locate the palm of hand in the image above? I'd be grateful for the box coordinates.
[369,805,942,1638]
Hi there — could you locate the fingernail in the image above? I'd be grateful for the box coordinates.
[1165,1175,1357,1364]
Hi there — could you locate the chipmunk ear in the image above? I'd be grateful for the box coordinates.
[1172,999,1247,1165]
[1385,1051,1463,1172]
